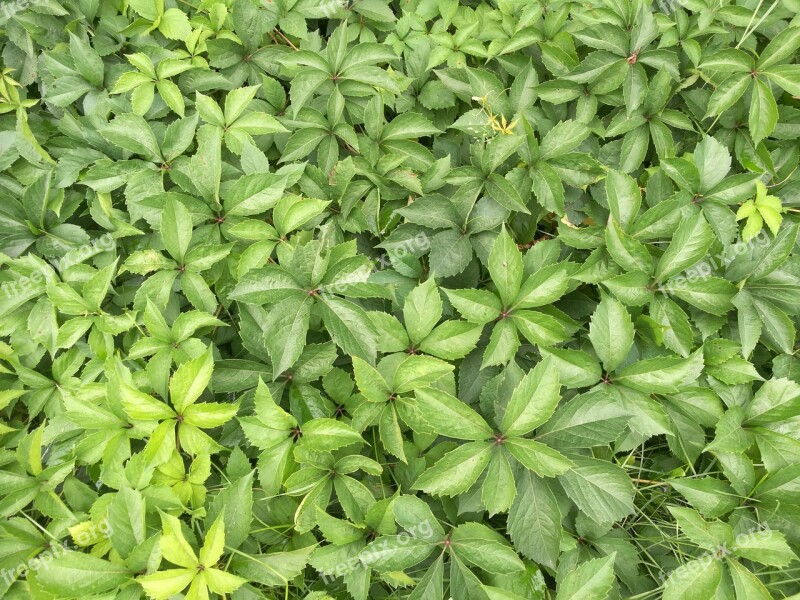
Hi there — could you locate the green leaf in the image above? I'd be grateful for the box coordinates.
[668,507,733,551]
[418,321,482,360]
[190,124,223,202]
[505,438,573,477]
[108,485,147,558]
[489,226,523,307]
[661,277,736,316]
[129,0,159,20]
[392,355,453,393]
[555,554,616,600]
[655,214,715,282]
[274,196,330,236]
[668,477,739,518]
[749,78,778,146]
[539,347,602,389]
[161,198,193,262]
[414,387,493,440]
[35,551,131,597]
[511,310,565,347]
[360,535,436,572]
[68,33,104,88]
[539,120,590,160]
[515,264,570,308]
[727,560,772,600]
[230,266,304,304]
[224,86,260,125]
[501,358,561,436]
[444,289,502,324]
[694,135,732,192]
[102,114,162,163]
[170,348,213,412]
[231,546,316,587]
[483,318,521,367]
[428,229,473,278]
[303,418,363,451]
[451,522,525,574]
[605,219,653,275]
[196,92,225,127]
[403,278,443,343]
[589,294,634,372]
[412,441,493,496]
[482,449,516,515]
[508,470,562,569]
[662,557,722,600]
[156,80,185,116]
[318,295,378,363]
[262,296,313,376]
[6,5,800,599]
[744,378,800,425]
[137,569,195,600]
[159,7,192,39]
[605,170,641,231]
[382,112,440,140]
[700,48,754,73]
[706,74,752,118]
[206,470,254,550]
[131,82,155,115]
[765,64,800,96]
[614,352,703,394]
[486,174,530,214]
[757,25,800,69]
[732,529,796,567]
[660,157,701,193]
[558,458,635,524]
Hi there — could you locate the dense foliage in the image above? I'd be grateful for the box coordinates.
[2,0,800,598]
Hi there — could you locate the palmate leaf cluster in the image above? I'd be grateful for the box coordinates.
[1,0,800,599]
